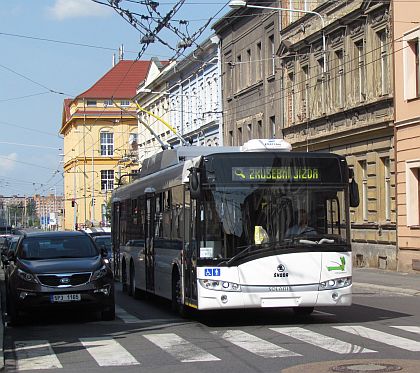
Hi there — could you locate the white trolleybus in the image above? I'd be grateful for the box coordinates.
[111,139,359,316]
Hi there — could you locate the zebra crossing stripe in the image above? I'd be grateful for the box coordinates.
[271,327,376,354]
[211,330,301,358]
[80,337,140,366]
[115,305,142,323]
[14,340,62,371]
[334,326,420,351]
[144,333,220,362]
[390,326,420,335]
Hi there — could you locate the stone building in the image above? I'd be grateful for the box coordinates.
[215,0,396,269]
[213,2,283,145]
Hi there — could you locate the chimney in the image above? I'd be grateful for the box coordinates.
[119,44,124,61]
[112,53,116,67]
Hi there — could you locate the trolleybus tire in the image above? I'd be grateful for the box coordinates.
[172,273,189,318]
[128,263,135,297]
[121,260,128,292]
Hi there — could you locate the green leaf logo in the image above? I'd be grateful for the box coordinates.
[327,256,346,271]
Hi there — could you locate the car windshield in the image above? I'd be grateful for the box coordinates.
[94,237,111,248]
[20,236,98,260]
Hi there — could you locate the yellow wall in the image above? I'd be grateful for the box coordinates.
[62,99,138,230]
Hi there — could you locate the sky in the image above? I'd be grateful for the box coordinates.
[0,0,230,197]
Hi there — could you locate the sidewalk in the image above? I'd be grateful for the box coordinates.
[353,267,420,296]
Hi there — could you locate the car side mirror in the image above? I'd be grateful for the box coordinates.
[7,250,15,262]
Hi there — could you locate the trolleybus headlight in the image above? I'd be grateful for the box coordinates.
[319,276,352,290]
[199,279,241,292]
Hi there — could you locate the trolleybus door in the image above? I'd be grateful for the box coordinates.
[184,196,198,303]
[112,202,121,279]
[145,191,155,292]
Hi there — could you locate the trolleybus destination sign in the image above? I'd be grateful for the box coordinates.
[232,167,320,181]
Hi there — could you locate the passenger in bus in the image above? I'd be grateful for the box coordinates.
[285,209,317,237]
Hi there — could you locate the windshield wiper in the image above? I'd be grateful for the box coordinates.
[296,238,336,245]
[218,245,256,267]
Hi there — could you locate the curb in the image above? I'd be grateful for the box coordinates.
[353,282,420,296]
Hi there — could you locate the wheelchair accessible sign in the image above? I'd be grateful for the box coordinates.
[204,268,221,277]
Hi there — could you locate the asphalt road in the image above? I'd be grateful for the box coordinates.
[2,282,420,373]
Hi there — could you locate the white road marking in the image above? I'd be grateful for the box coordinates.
[211,330,301,358]
[80,337,140,366]
[115,305,142,323]
[144,333,220,362]
[115,305,184,324]
[334,326,420,352]
[14,340,62,371]
[271,327,376,354]
[313,310,336,316]
[391,326,420,335]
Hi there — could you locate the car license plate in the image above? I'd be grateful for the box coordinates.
[50,294,81,303]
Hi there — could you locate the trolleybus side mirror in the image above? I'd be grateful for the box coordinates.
[348,168,360,208]
[189,167,201,199]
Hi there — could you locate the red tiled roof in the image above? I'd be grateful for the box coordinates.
[76,60,152,100]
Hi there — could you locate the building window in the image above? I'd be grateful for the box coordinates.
[257,120,263,138]
[104,100,114,107]
[355,40,366,102]
[100,132,114,156]
[269,116,276,138]
[335,50,345,108]
[269,35,275,76]
[101,170,114,192]
[228,130,234,146]
[382,157,391,222]
[236,54,242,91]
[256,42,262,80]
[247,123,252,141]
[287,71,295,125]
[316,57,325,114]
[377,30,389,95]
[300,65,309,121]
[120,100,130,106]
[86,100,97,106]
[406,160,420,226]
[403,30,420,99]
[360,160,368,222]
[238,127,243,145]
[246,48,252,85]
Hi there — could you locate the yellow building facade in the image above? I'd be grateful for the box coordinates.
[60,60,151,230]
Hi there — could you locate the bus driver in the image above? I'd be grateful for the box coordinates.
[285,209,317,237]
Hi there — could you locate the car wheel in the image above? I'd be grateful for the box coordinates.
[101,303,116,321]
[293,306,314,316]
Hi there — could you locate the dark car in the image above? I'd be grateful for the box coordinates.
[4,231,115,325]
[92,235,113,267]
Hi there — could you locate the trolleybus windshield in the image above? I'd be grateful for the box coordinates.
[195,184,350,263]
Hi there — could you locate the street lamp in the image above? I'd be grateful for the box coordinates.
[228,0,326,75]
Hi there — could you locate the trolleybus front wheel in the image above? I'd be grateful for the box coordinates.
[172,272,189,318]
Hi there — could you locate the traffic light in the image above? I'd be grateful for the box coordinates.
[71,199,75,207]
